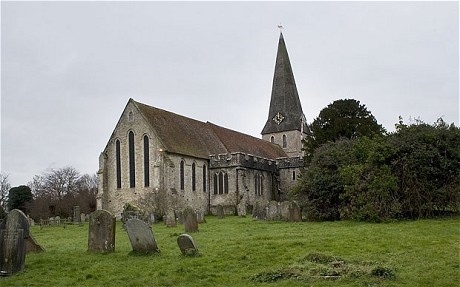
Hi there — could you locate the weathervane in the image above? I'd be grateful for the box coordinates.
[277,23,284,31]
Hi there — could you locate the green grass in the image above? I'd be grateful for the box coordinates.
[2,216,459,286]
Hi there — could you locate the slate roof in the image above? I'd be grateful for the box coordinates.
[133,100,287,160]
[262,33,308,135]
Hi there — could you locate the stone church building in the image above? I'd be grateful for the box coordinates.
[97,33,307,218]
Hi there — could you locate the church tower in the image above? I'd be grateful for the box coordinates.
[262,33,307,157]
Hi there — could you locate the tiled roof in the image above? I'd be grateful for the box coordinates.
[133,100,287,160]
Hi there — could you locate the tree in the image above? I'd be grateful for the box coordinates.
[304,99,384,162]
[0,173,11,212]
[8,185,33,212]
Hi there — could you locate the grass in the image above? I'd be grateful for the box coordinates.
[1,216,459,286]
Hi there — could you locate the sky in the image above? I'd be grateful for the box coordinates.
[1,1,459,187]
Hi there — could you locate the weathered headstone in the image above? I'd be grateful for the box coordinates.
[266,201,280,221]
[73,206,81,224]
[196,211,206,224]
[177,234,200,257]
[252,201,267,220]
[0,209,30,276]
[125,218,160,254]
[81,213,86,223]
[25,234,45,253]
[237,201,247,217]
[88,209,116,253]
[164,210,177,227]
[216,204,225,219]
[280,201,291,221]
[289,201,302,222]
[183,207,198,233]
[0,229,25,276]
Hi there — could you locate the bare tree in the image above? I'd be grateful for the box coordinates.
[0,173,11,215]
[43,166,81,201]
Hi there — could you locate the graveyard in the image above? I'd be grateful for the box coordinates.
[0,213,458,286]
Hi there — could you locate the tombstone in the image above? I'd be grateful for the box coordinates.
[183,207,198,233]
[266,201,281,221]
[125,218,160,254]
[81,213,86,223]
[25,234,45,253]
[73,206,81,224]
[280,201,291,221]
[237,201,247,217]
[177,234,200,257]
[88,209,116,253]
[164,210,177,227]
[0,209,30,276]
[252,201,267,220]
[196,211,206,224]
[288,201,302,222]
[216,204,225,219]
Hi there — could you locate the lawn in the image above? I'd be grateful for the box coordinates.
[2,216,459,286]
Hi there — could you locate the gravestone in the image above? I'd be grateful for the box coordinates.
[0,209,30,276]
[81,213,86,223]
[266,201,281,221]
[196,211,206,224]
[237,201,247,217]
[164,210,177,227]
[289,201,302,222]
[280,201,291,221]
[73,206,81,224]
[125,218,160,254]
[25,234,45,253]
[216,204,225,219]
[252,201,267,220]
[183,207,198,233]
[88,209,116,253]
[177,234,200,257]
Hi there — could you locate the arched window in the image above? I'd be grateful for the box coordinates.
[282,134,287,148]
[255,174,263,196]
[128,131,135,188]
[203,165,207,192]
[292,170,296,180]
[213,173,218,195]
[191,162,196,191]
[214,171,228,195]
[143,135,150,187]
[180,160,185,191]
[270,136,275,143]
[116,139,121,189]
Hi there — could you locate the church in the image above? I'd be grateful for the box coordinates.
[97,33,308,218]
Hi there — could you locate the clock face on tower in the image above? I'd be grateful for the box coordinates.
[273,112,285,125]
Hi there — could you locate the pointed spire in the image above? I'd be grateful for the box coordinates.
[262,33,306,135]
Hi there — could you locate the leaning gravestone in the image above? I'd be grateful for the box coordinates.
[183,207,198,233]
[88,209,116,253]
[125,218,160,254]
[0,209,30,276]
[177,234,200,257]
[73,206,81,224]
[216,204,225,219]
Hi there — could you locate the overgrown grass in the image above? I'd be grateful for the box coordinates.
[2,216,459,286]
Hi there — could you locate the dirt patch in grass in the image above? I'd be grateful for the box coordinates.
[251,252,395,284]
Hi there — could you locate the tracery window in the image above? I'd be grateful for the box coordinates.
[213,171,228,195]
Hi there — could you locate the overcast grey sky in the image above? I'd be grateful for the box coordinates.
[1,1,459,187]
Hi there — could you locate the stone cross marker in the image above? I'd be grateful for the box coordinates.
[88,209,116,253]
[216,204,225,219]
[0,209,30,276]
[73,206,81,224]
[183,207,198,233]
[177,234,200,257]
[125,218,160,254]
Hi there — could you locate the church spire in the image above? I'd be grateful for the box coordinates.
[261,32,306,135]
